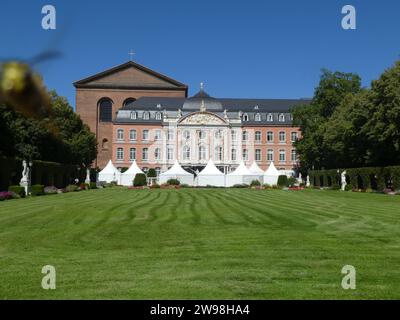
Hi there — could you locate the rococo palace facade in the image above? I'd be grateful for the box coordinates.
[74,61,309,176]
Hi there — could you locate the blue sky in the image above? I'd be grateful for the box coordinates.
[1,0,400,107]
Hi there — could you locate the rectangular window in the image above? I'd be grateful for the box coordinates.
[242,149,248,161]
[168,130,174,141]
[291,132,298,142]
[117,147,124,161]
[129,148,136,161]
[117,129,124,141]
[267,131,274,143]
[231,131,237,142]
[291,149,297,161]
[255,149,261,161]
[142,130,149,141]
[142,148,148,161]
[129,129,136,141]
[155,148,161,160]
[279,149,286,162]
[167,148,174,161]
[279,131,286,143]
[155,130,162,141]
[231,148,237,161]
[242,131,248,142]
[255,131,261,142]
[267,149,273,161]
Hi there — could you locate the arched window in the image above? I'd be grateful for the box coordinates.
[155,112,162,120]
[117,129,124,141]
[123,98,136,107]
[183,146,191,160]
[267,113,273,122]
[99,98,112,122]
[130,148,136,161]
[243,113,249,121]
[102,138,109,150]
[279,114,285,122]
[255,131,261,142]
[129,129,137,141]
[143,112,150,120]
[279,131,286,143]
[130,111,137,120]
[255,113,261,121]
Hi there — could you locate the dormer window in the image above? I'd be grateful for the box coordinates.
[254,105,259,110]
[143,112,150,120]
[157,104,162,109]
[243,113,249,121]
[279,114,285,122]
[267,113,273,122]
[130,111,137,120]
[155,112,162,120]
[255,113,261,121]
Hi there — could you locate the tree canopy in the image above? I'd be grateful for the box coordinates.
[0,90,97,167]
[293,61,400,171]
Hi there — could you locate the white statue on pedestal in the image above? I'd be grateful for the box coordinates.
[306,175,310,187]
[85,168,91,184]
[341,170,347,191]
[20,160,31,195]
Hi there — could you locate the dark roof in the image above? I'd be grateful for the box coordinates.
[121,96,310,112]
[73,61,188,92]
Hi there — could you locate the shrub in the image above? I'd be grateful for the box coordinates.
[250,180,261,187]
[31,185,45,196]
[180,184,190,188]
[232,184,248,188]
[147,168,157,178]
[8,185,25,198]
[66,184,79,192]
[344,184,352,191]
[0,191,14,201]
[79,183,89,190]
[277,175,288,187]
[150,183,160,189]
[89,182,97,189]
[167,179,180,186]
[331,185,341,191]
[287,177,297,187]
[133,173,147,187]
[44,186,58,195]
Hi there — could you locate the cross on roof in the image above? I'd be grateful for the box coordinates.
[128,50,135,61]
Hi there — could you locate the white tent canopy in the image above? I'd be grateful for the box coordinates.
[197,159,225,187]
[98,160,121,184]
[120,160,144,186]
[263,162,281,186]
[159,160,194,186]
[226,161,260,187]
[249,162,265,175]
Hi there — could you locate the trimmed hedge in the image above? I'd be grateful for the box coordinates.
[147,168,157,178]
[250,180,261,187]
[8,185,26,198]
[277,175,288,187]
[166,179,180,186]
[309,165,400,191]
[133,174,147,187]
[31,184,45,196]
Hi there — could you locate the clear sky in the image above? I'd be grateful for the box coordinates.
[1,0,400,107]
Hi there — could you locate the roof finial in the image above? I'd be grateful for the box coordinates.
[128,50,135,61]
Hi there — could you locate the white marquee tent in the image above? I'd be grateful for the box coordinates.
[98,160,121,184]
[120,160,144,186]
[248,161,265,183]
[226,161,260,187]
[263,162,281,186]
[197,159,225,187]
[159,160,194,186]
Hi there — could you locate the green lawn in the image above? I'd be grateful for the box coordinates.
[0,188,399,299]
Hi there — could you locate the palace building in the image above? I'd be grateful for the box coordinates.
[74,61,309,175]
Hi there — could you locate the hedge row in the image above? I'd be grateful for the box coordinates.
[309,166,400,191]
[0,157,86,190]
